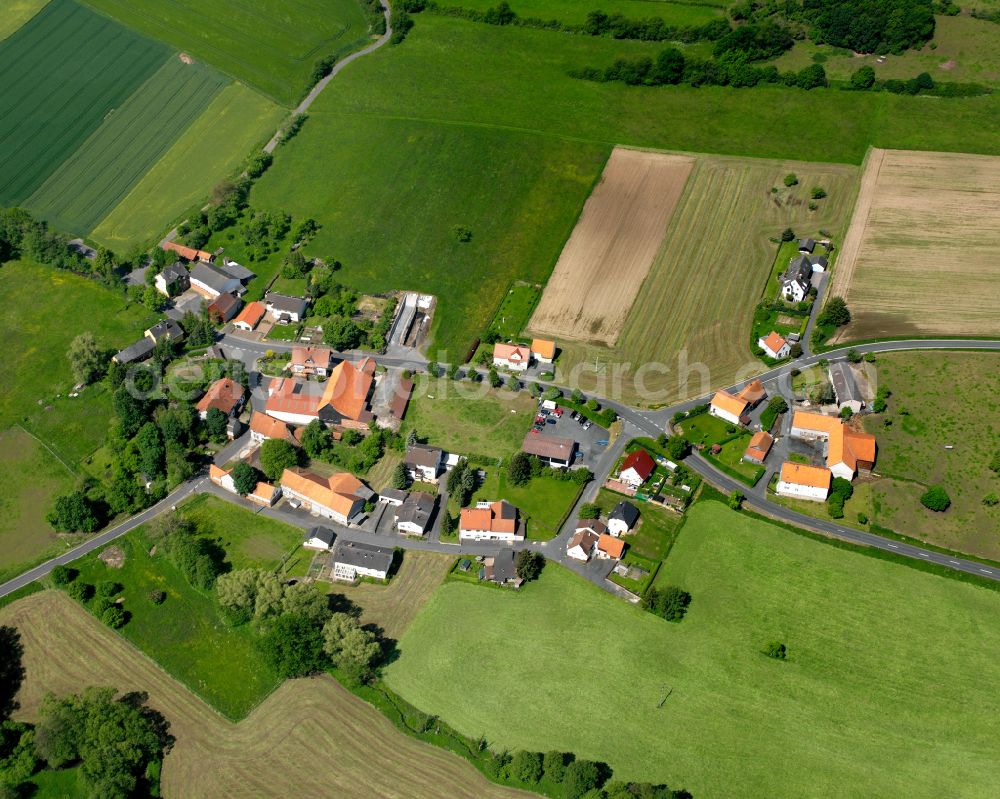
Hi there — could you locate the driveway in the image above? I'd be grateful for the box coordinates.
[532,403,609,468]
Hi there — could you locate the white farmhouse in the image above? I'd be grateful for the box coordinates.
[775,462,831,501]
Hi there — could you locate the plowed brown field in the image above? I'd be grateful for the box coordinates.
[1,591,528,799]
[528,148,694,345]
[829,148,1000,341]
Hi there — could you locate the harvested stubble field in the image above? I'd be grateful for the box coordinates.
[528,148,694,346]
[0,0,169,204]
[829,148,1000,341]
[551,155,858,405]
[26,56,228,235]
[329,550,453,640]
[1,591,527,799]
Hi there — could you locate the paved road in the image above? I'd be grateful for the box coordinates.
[3,333,1000,599]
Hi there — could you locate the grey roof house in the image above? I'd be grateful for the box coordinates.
[394,491,436,535]
[331,540,395,581]
[190,262,242,298]
[265,292,309,323]
[828,362,864,414]
[112,338,155,365]
[482,549,520,586]
[217,259,256,282]
[144,319,184,343]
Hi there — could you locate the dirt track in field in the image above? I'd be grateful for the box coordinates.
[829,148,1000,341]
[1,591,527,799]
[528,148,694,345]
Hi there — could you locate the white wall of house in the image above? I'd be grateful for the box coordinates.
[776,479,829,501]
[407,464,438,482]
[211,472,236,493]
[566,544,592,562]
[709,405,741,426]
[607,519,631,536]
[459,529,524,542]
[234,320,254,331]
[619,467,646,487]
[782,280,807,303]
[303,536,332,550]
[829,461,855,481]
[266,408,317,426]
[396,520,427,536]
[280,486,351,525]
[333,562,387,581]
[267,304,303,322]
[493,356,528,373]
[758,337,790,359]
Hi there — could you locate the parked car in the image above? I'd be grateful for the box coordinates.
[570,411,579,420]
[546,417,557,425]
[582,421,592,430]
[554,408,564,417]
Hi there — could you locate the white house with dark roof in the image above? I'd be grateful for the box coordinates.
[394,491,436,536]
[828,362,864,414]
[404,444,445,483]
[154,261,189,297]
[331,540,394,581]
[190,262,241,300]
[144,319,184,344]
[608,501,639,536]
[265,292,309,323]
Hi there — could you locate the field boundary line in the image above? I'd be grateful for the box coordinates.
[12,423,79,478]
[827,147,884,304]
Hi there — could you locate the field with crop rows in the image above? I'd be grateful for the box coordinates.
[829,148,1000,341]
[529,148,693,345]
[554,154,858,405]
[1,591,527,799]
[0,0,169,204]
[26,56,227,234]
[92,82,284,251]
[84,0,372,106]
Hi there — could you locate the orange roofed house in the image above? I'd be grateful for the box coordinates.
[249,411,300,446]
[790,411,876,480]
[195,378,245,420]
[776,462,831,501]
[743,431,774,464]
[596,533,626,560]
[530,338,556,364]
[493,343,531,372]
[459,500,524,542]
[232,301,266,332]
[265,358,375,429]
[290,346,334,377]
[162,241,213,263]
[757,331,791,360]
[280,468,375,525]
[709,379,766,426]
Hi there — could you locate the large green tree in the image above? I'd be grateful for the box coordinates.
[67,332,104,385]
[259,439,300,481]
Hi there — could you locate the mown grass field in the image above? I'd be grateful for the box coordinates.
[0,428,77,583]
[92,83,284,251]
[84,0,372,106]
[403,381,536,460]
[858,352,1000,559]
[557,154,858,404]
[25,56,228,236]
[450,0,724,26]
[0,0,47,40]
[330,550,453,640]
[67,524,281,719]
[0,0,169,204]
[1,591,526,799]
[386,500,1000,796]
[829,148,1000,341]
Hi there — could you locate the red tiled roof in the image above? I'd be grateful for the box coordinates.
[233,301,266,329]
[621,449,655,480]
[196,378,244,415]
[162,241,212,262]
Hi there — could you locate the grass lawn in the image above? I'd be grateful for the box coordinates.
[677,411,738,447]
[485,280,542,341]
[24,56,228,236]
[27,765,85,798]
[771,479,873,532]
[0,0,47,40]
[470,468,582,540]
[177,494,302,571]
[607,550,659,595]
[83,0,373,106]
[270,276,308,297]
[592,488,682,561]
[92,82,284,251]
[64,524,281,719]
[0,428,77,583]
[386,500,1000,796]
[265,322,302,341]
[859,352,1000,559]
[447,0,725,26]
[0,0,169,205]
[707,433,765,486]
[204,208,289,301]
[403,382,535,461]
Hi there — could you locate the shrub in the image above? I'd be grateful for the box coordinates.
[578,502,600,519]
[96,581,122,599]
[920,485,951,512]
[642,586,692,621]
[783,173,798,187]
[817,296,851,327]
[827,494,845,518]
[452,225,472,242]
[543,751,567,783]
[727,490,743,510]
[763,641,787,659]
[811,186,827,200]
[983,492,999,507]
[850,65,876,89]
[101,604,126,629]
[846,348,862,363]
[509,750,543,784]
[857,512,869,524]
[50,565,76,586]
[67,581,94,603]
[148,590,166,605]
[780,227,795,242]
[563,759,604,799]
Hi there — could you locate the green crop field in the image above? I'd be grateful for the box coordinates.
[83,0,373,106]
[859,352,1000,560]
[92,83,285,251]
[386,500,1000,796]
[0,0,47,40]
[0,0,169,204]
[26,56,228,236]
[448,0,724,26]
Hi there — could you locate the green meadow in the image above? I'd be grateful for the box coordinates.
[448,0,724,26]
[0,0,47,40]
[386,500,1000,796]
[83,0,373,106]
